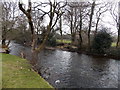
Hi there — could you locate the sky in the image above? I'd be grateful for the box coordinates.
[5,0,120,35]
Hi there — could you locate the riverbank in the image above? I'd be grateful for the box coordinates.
[45,45,120,60]
[2,42,118,88]
[12,40,120,60]
[1,53,54,88]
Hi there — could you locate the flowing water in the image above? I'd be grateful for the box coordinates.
[9,41,119,88]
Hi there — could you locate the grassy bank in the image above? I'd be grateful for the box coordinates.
[56,39,71,44]
[111,42,116,47]
[56,39,117,47]
[1,53,54,88]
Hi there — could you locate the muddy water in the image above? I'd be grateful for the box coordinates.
[9,42,119,88]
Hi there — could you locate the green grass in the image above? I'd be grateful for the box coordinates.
[111,42,116,47]
[57,40,117,47]
[1,53,54,88]
[0,53,2,89]
[56,39,71,44]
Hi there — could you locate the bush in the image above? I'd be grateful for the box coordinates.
[91,30,112,54]
[12,30,32,45]
[47,34,56,47]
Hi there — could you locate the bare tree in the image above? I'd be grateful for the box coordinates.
[34,0,66,51]
[64,2,80,45]
[19,0,67,67]
[77,5,83,50]
[32,9,44,36]
[19,0,36,51]
[109,2,120,48]
[59,12,63,41]
[88,1,95,50]
[118,2,120,48]
[94,2,109,36]
[2,1,17,48]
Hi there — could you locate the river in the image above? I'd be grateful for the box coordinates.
[9,41,119,88]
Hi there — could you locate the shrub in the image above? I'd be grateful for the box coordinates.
[91,30,112,54]
[12,30,32,45]
[39,29,57,47]
[47,34,56,47]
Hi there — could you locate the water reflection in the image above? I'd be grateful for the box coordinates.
[9,42,119,88]
[38,51,118,88]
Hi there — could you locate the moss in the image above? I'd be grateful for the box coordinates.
[1,53,54,88]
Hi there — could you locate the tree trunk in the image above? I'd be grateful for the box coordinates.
[70,13,74,44]
[31,51,39,71]
[88,1,95,50]
[94,17,100,36]
[116,2,120,48]
[71,33,76,44]
[36,2,53,52]
[2,25,7,47]
[6,40,10,47]
[2,38,6,46]
[78,11,83,50]
[116,25,120,48]
[59,15,63,42]
[19,1,36,67]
